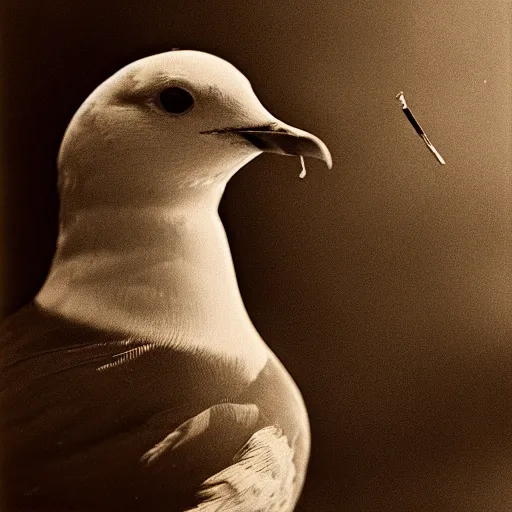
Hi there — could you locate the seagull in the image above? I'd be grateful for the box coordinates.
[0,50,332,511]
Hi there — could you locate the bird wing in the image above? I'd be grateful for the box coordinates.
[139,404,296,511]
[140,402,260,465]
[186,426,296,512]
[1,303,302,511]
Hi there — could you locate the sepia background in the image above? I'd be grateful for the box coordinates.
[1,1,511,510]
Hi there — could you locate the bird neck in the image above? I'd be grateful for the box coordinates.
[36,200,269,378]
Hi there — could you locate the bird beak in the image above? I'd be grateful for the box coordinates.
[202,122,332,169]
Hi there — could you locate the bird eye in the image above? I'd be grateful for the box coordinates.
[158,87,194,115]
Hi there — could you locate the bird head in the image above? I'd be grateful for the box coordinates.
[58,50,332,213]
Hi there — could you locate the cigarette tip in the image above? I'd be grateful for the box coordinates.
[396,91,407,109]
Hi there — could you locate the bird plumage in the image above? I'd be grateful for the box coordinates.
[0,50,330,511]
[1,303,309,511]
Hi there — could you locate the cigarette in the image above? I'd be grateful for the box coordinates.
[396,91,445,165]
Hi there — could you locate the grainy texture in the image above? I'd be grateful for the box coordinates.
[1,2,511,511]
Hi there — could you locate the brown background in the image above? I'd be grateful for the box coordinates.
[1,2,511,511]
